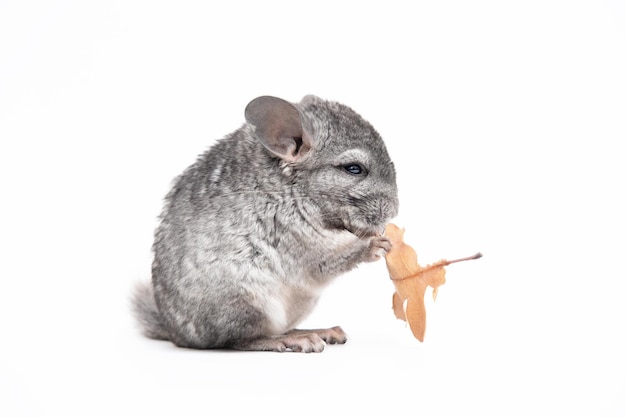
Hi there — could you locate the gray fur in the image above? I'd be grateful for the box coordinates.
[132,95,398,352]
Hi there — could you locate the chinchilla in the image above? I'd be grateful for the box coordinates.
[132,95,399,352]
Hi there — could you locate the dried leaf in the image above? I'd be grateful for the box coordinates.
[384,223,482,342]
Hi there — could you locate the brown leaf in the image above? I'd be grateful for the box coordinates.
[384,223,481,342]
[391,291,406,321]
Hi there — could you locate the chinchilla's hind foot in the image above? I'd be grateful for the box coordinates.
[286,326,347,345]
[228,327,347,353]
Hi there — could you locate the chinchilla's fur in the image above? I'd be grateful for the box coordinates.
[132,95,398,352]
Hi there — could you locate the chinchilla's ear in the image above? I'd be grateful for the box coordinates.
[244,96,313,162]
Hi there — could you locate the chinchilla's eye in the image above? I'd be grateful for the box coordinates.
[343,164,364,175]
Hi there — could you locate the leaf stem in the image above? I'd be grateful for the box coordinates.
[445,252,483,265]
[389,252,482,281]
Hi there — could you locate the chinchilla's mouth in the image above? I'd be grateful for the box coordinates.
[344,223,384,238]
[327,213,384,238]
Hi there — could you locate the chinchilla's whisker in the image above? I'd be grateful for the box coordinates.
[207,190,314,200]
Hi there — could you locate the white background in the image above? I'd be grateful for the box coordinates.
[1,0,625,416]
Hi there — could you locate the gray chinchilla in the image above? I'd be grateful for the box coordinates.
[132,95,399,352]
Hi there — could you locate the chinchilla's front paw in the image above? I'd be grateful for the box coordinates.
[362,235,392,263]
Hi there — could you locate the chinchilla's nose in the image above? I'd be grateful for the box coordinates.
[382,194,399,220]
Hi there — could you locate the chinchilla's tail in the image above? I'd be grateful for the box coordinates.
[131,281,169,340]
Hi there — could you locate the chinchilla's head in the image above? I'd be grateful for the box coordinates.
[245,95,398,237]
